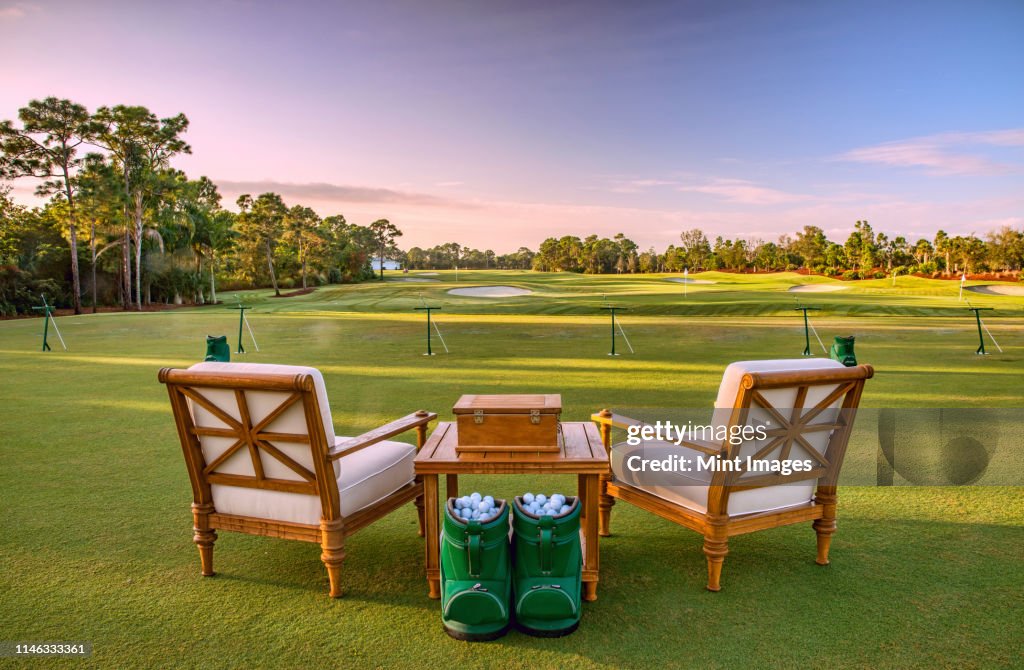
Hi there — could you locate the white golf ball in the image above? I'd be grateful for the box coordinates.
[460,496,471,508]
[523,492,535,504]
[535,494,547,505]
[483,495,494,505]
[560,505,571,515]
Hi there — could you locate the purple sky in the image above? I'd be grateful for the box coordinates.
[2,1,1022,252]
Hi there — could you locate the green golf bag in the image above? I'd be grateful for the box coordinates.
[440,498,511,641]
[512,496,582,637]
[204,335,230,362]
[829,335,857,367]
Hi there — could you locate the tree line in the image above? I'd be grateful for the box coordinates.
[3,97,1022,316]
[404,222,1023,278]
[0,97,402,315]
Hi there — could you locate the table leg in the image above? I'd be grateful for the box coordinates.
[423,474,441,599]
[579,473,600,601]
[446,474,459,500]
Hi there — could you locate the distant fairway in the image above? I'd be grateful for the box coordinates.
[1,270,1022,669]
[230,270,1024,318]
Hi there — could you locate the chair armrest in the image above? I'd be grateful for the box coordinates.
[590,411,641,431]
[329,410,438,460]
[674,438,726,457]
[590,410,726,456]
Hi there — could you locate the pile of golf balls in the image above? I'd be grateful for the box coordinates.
[519,492,572,517]
[452,492,502,523]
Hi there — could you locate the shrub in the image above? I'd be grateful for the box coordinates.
[873,271,886,279]
[841,270,861,280]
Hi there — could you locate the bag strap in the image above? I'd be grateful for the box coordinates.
[465,521,483,578]
[538,516,554,574]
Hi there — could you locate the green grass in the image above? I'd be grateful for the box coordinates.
[1,272,1022,669]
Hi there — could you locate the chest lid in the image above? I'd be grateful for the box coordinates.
[452,394,562,415]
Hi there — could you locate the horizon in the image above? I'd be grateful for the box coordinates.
[2,1,1022,253]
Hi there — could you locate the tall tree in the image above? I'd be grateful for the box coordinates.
[284,205,321,289]
[678,228,711,269]
[934,230,950,271]
[236,193,287,295]
[75,153,122,311]
[369,218,402,279]
[792,225,828,268]
[93,105,190,309]
[0,97,97,313]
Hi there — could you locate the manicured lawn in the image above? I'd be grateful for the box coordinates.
[1,272,1021,668]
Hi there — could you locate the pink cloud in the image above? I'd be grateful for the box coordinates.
[676,178,812,205]
[0,3,37,20]
[838,129,1024,176]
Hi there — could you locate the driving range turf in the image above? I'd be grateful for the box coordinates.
[1,271,1022,669]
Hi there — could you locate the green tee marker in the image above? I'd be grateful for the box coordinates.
[31,295,67,352]
[228,303,258,354]
[794,305,821,356]
[600,306,629,356]
[414,306,441,355]
[967,306,996,355]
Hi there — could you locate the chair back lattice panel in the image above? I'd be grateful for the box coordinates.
[705,364,872,518]
[159,367,342,525]
[183,386,323,494]
[723,380,853,489]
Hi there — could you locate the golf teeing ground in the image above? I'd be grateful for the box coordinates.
[1,270,1021,669]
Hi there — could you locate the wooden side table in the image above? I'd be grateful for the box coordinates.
[414,421,609,601]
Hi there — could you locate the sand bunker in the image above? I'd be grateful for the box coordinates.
[388,277,439,283]
[965,284,1024,296]
[787,284,850,293]
[447,286,533,297]
[416,272,439,276]
[665,277,716,285]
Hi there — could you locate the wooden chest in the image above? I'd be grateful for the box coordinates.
[453,394,562,453]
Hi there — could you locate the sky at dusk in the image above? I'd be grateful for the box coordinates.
[2,0,1022,252]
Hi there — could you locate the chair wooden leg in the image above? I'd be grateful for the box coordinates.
[598,474,614,537]
[702,536,729,592]
[814,521,835,566]
[413,476,425,538]
[320,518,346,598]
[192,502,217,577]
[813,488,838,566]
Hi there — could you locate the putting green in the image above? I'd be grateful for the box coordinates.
[1,271,1021,669]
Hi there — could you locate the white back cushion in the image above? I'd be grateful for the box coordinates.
[184,362,339,520]
[714,358,846,410]
[714,358,847,514]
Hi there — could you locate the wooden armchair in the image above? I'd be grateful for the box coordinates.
[159,362,437,597]
[592,359,873,591]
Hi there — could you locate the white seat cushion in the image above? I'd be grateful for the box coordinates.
[612,439,815,517]
[336,438,416,517]
[211,437,416,525]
